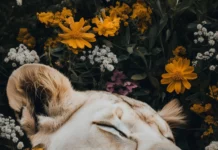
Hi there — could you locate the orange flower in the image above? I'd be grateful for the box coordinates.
[17,28,36,48]
[92,11,120,37]
[161,58,197,94]
[58,17,96,53]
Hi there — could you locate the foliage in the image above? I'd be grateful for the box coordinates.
[1,0,218,149]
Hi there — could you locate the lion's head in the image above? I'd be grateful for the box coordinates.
[6,64,185,150]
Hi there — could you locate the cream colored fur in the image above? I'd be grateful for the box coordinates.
[6,64,185,150]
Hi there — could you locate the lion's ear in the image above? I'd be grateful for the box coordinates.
[158,99,186,128]
[6,64,75,135]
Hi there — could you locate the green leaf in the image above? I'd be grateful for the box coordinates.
[131,73,147,80]
[158,14,168,35]
[118,55,129,62]
[148,75,160,89]
[152,47,162,55]
[148,24,158,50]
[127,44,136,54]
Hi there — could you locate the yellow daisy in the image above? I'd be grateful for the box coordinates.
[58,17,96,51]
[161,58,197,94]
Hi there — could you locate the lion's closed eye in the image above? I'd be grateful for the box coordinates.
[93,121,128,139]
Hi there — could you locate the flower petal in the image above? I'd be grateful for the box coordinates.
[161,78,172,84]
[162,73,172,78]
[165,64,174,73]
[182,79,191,89]
[175,81,181,94]
[167,81,175,93]
[184,73,197,80]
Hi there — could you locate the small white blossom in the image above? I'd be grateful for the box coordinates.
[204,51,210,55]
[205,141,218,150]
[192,60,198,67]
[12,63,17,67]
[202,27,207,32]
[106,64,114,71]
[209,65,216,71]
[17,142,24,149]
[197,24,203,30]
[4,58,9,63]
[12,137,19,143]
[209,48,216,53]
[194,39,198,44]
[194,32,198,36]
[198,37,204,43]
[80,56,86,61]
[214,32,218,40]
[209,40,215,46]
[202,21,207,25]
[198,31,203,36]
[216,54,218,60]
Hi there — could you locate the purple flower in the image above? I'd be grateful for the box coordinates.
[106,82,115,93]
[111,70,126,85]
[118,89,129,96]
[124,81,138,92]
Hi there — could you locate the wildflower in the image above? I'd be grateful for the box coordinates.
[209,48,216,53]
[108,2,132,26]
[58,17,96,53]
[92,11,120,37]
[161,58,197,94]
[216,54,218,60]
[80,45,118,72]
[16,0,22,6]
[131,1,152,33]
[208,85,218,100]
[209,40,215,46]
[17,141,24,149]
[201,126,214,138]
[204,115,218,125]
[190,104,205,114]
[209,65,216,71]
[172,46,186,56]
[17,28,36,48]
[197,24,202,30]
[106,70,138,95]
[205,141,218,150]
[37,7,73,27]
[44,37,60,51]
[198,37,204,43]
[4,44,40,67]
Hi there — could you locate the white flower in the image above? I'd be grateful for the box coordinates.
[202,21,207,24]
[209,65,216,71]
[90,60,95,65]
[208,31,214,36]
[88,55,94,60]
[106,64,114,71]
[194,32,198,36]
[209,40,215,46]
[197,24,203,30]
[202,27,207,32]
[216,54,218,60]
[9,48,16,53]
[209,53,214,57]
[100,64,105,72]
[205,141,218,150]
[4,57,9,63]
[209,48,216,53]
[12,137,18,143]
[16,0,22,6]
[214,32,218,40]
[203,56,210,60]
[198,37,204,43]
[17,142,24,149]
[192,60,198,67]
[105,47,110,52]
[194,39,198,44]
[204,51,210,55]
[80,56,86,61]
[198,31,203,36]
[12,63,17,67]
[100,49,107,55]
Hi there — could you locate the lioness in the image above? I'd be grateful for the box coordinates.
[6,64,185,150]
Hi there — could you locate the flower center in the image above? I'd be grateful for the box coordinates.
[70,31,82,39]
[172,71,183,81]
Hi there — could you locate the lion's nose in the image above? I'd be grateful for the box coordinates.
[151,143,181,150]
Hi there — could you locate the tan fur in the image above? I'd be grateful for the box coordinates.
[158,99,186,128]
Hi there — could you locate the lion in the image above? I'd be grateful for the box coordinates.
[6,64,186,150]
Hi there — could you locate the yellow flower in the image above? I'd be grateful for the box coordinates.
[204,115,217,125]
[92,11,120,37]
[208,85,218,100]
[161,58,197,94]
[190,104,205,114]
[58,17,96,52]
[172,46,186,56]
[108,2,132,26]
[201,126,214,138]
[131,1,152,33]
[37,7,73,27]
[204,103,212,112]
[17,28,36,48]
[44,37,60,51]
